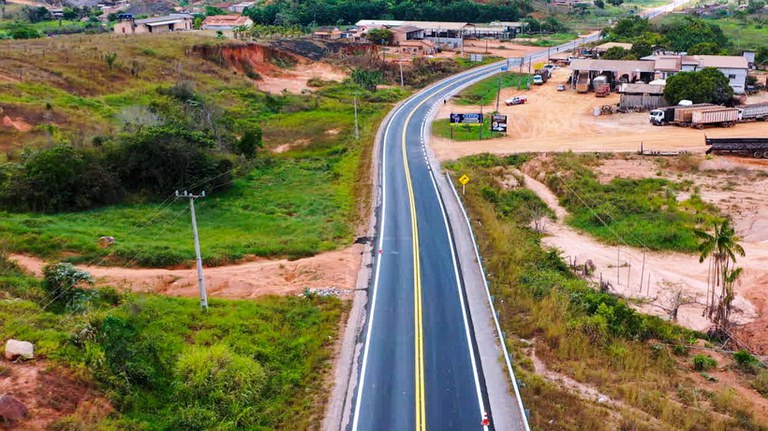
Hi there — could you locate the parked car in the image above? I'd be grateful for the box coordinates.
[504,96,527,106]
[557,84,566,91]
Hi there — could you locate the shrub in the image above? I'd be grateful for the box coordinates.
[173,344,266,426]
[42,262,93,307]
[752,371,768,397]
[734,350,760,373]
[692,354,717,371]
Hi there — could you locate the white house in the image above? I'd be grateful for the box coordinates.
[643,54,749,94]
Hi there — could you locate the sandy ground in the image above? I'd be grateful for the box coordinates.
[10,244,363,299]
[258,62,346,95]
[519,165,758,332]
[0,361,110,430]
[432,68,768,160]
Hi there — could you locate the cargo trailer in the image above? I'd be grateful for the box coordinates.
[690,108,739,129]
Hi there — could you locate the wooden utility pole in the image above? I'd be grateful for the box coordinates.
[354,96,359,141]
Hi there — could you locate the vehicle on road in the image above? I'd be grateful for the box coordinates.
[557,84,566,91]
[690,108,739,129]
[649,103,714,126]
[738,103,768,122]
[505,96,527,106]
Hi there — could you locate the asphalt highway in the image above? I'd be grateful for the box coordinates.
[349,3,690,428]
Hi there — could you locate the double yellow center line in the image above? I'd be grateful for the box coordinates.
[402,104,426,431]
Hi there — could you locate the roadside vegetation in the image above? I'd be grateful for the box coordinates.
[0,33,489,266]
[0,251,344,430]
[446,153,768,430]
[453,72,531,105]
[533,152,723,253]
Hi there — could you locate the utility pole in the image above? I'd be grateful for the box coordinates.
[399,61,404,87]
[495,73,502,112]
[354,96,360,140]
[176,190,208,311]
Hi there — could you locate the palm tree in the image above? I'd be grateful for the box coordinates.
[695,219,745,334]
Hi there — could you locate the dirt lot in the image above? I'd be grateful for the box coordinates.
[258,61,346,95]
[10,244,363,300]
[519,154,768,351]
[432,68,768,160]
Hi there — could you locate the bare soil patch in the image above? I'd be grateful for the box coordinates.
[432,68,768,160]
[0,361,109,430]
[521,154,768,351]
[258,61,346,95]
[11,245,363,300]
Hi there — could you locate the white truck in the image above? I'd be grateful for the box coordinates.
[738,103,768,122]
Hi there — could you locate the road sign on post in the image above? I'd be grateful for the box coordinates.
[491,114,507,133]
[450,113,483,126]
[458,174,470,195]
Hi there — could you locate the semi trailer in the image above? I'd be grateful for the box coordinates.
[649,104,714,126]
[705,137,768,158]
[690,108,739,129]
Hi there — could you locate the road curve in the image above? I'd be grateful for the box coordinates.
[348,3,690,429]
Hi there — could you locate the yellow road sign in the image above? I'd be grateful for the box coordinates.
[458,174,470,185]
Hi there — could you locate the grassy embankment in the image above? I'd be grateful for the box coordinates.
[447,153,768,430]
[0,33,403,266]
[432,73,529,141]
[0,253,344,430]
[538,153,723,253]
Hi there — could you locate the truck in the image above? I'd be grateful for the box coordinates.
[575,71,589,93]
[738,103,768,122]
[648,103,713,126]
[705,137,768,158]
[593,75,610,97]
[533,68,551,85]
[690,108,739,129]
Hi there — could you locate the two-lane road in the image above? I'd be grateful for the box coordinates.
[348,3,691,428]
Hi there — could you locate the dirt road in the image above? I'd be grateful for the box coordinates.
[11,244,363,299]
[520,167,757,332]
[433,68,768,160]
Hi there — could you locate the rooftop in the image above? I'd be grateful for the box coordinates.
[682,55,749,69]
[569,58,656,73]
[356,19,473,30]
[135,13,192,25]
[391,25,423,33]
[203,15,252,26]
[595,42,633,51]
[618,83,665,94]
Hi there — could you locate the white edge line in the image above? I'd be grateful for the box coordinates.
[350,61,512,431]
[446,175,531,431]
[422,116,489,431]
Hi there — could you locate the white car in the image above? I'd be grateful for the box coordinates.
[504,96,527,106]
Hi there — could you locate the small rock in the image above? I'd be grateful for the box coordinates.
[0,394,29,423]
[597,395,610,404]
[4,340,34,361]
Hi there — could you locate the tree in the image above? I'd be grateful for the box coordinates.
[542,16,567,33]
[609,16,651,40]
[687,42,726,55]
[607,0,624,5]
[594,0,605,9]
[662,17,728,52]
[7,23,39,39]
[630,41,652,58]
[235,127,263,158]
[365,28,393,45]
[104,52,117,70]
[601,46,629,59]
[695,219,745,334]
[663,67,733,105]
[23,5,51,22]
[755,46,768,67]
[351,68,381,92]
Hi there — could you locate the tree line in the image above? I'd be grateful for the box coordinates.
[603,16,730,53]
[243,0,531,27]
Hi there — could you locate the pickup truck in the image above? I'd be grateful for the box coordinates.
[505,96,528,106]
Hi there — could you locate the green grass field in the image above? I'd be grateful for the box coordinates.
[453,72,531,105]
[543,153,723,253]
[0,255,344,430]
[0,33,407,266]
